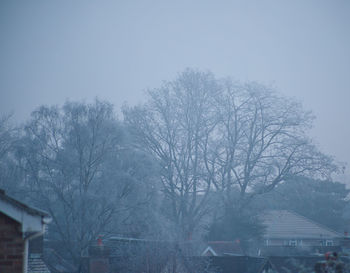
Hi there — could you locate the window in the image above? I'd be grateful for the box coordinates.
[326,240,333,246]
[289,240,297,247]
[264,239,269,246]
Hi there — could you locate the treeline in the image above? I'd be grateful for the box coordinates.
[0,69,347,271]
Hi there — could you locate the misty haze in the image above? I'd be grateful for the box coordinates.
[1,1,350,273]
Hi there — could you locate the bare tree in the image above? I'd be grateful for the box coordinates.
[211,80,337,210]
[124,70,337,242]
[0,114,14,160]
[124,69,220,240]
[0,114,24,194]
[21,100,152,271]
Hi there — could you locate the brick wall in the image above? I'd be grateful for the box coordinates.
[0,211,24,273]
[89,246,110,273]
[89,258,110,273]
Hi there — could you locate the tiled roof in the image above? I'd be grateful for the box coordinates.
[261,210,342,239]
[28,254,51,273]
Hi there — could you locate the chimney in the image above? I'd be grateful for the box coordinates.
[97,236,103,247]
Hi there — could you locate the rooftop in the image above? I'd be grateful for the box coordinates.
[261,210,342,240]
[0,188,51,233]
[0,189,49,218]
[203,241,243,256]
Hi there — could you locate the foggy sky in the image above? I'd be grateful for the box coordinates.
[1,0,349,181]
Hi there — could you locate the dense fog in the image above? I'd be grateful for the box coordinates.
[1,1,350,273]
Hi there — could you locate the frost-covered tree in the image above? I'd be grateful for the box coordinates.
[21,100,157,271]
[210,80,337,210]
[124,69,337,240]
[0,114,24,195]
[124,69,220,240]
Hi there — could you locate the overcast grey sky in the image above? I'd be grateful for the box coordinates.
[1,0,349,181]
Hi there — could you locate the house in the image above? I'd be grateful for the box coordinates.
[207,256,272,273]
[162,256,272,273]
[202,241,243,256]
[0,189,51,273]
[200,242,272,272]
[260,210,342,256]
[269,255,350,273]
[88,236,274,273]
[88,236,174,273]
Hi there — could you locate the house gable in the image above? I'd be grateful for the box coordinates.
[0,189,51,273]
[0,190,50,234]
[202,246,218,256]
[201,241,243,256]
